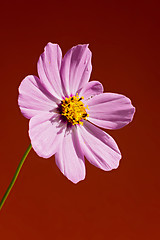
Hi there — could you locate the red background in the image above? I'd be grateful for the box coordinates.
[0,1,160,239]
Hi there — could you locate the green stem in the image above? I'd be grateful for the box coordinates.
[0,144,32,210]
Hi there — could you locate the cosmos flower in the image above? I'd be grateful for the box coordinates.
[18,43,135,183]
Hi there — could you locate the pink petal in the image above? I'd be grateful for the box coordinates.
[18,75,58,119]
[78,121,121,171]
[60,44,92,96]
[55,126,85,184]
[37,43,64,99]
[29,112,66,158]
[78,80,104,101]
[87,93,135,129]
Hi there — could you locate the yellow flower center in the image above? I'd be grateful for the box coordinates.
[61,93,89,125]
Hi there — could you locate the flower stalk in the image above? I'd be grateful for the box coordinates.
[0,144,32,210]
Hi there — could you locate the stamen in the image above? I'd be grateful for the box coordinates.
[60,93,89,125]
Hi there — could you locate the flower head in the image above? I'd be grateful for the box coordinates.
[18,43,135,183]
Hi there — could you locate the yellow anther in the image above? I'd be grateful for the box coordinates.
[61,94,89,125]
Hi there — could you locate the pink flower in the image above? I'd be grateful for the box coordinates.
[18,43,135,183]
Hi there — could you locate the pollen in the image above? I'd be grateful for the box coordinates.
[61,93,89,125]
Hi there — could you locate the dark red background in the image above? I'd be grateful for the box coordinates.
[0,0,160,239]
